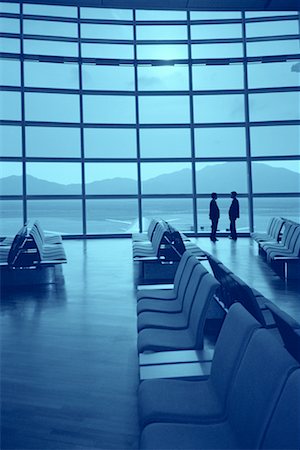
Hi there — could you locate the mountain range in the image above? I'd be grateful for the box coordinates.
[1,163,299,195]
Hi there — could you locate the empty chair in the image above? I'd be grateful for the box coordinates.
[267,302,300,362]
[137,254,200,315]
[266,225,300,263]
[132,222,171,258]
[138,303,261,427]
[140,329,300,449]
[29,225,66,262]
[137,262,208,331]
[137,251,193,302]
[132,219,159,243]
[138,272,219,353]
[251,217,284,244]
[250,217,276,242]
[260,221,294,253]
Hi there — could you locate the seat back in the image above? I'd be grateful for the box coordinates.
[261,369,300,450]
[181,262,208,318]
[271,217,285,241]
[7,225,28,266]
[279,221,293,247]
[172,251,193,296]
[210,303,261,406]
[266,217,276,235]
[287,225,300,254]
[147,219,159,241]
[227,329,299,449]
[228,273,267,326]
[267,302,300,362]
[176,254,200,302]
[29,224,44,260]
[212,261,235,309]
[188,272,220,349]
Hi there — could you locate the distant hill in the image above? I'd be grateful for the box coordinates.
[1,163,299,195]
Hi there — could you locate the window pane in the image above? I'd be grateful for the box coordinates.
[23,4,77,18]
[80,8,132,20]
[136,25,187,41]
[249,92,300,122]
[0,125,22,156]
[0,201,23,236]
[81,43,133,59]
[84,129,136,158]
[26,162,82,195]
[26,127,81,157]
[0,162,22,195]
[191,23,242,39]
[0,18,20,33]
[0,91,21,120]
[252,161,300,193]
[141,162,192,194]
[192,43,243,59]
[248,61,300,89]
[195,127,246,157]
[0,2,19,13]
[198,197,249,232]
[192,64,244,90]
[190,11,241,20]
[250,125,300,157]
[86,199,138,234]
[82,65,134,91]
[85,163,137,194]
[246,20,299,38]
[25,93,80,123]
[142,198,194,233]
[23,20,78,38]
[247,39,300,57]
[139,96,190,124]
[81,24,133,40]
[253,197,300,231]
[138,65,189,91]
[196,162,248,194]
[26,162,81,195]
[24,61,79,89]
[0,59,20,86]
[136,10,186,20]
[246,11,298,18]
[140,128,191,158]
[27,200,82,235]
[137,44,188,60]
[194,94,245,123]
[83,95,135,124]
[0,37,20,53]
[24,39,78,57]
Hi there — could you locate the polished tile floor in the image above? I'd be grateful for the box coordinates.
[1,238,299,449]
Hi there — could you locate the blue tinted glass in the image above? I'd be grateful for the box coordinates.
[138,65,189,91]
[83,95,136,124]
[247,39,300,57]
[26,127,81,157]
[136,10,186,20]
[248,61,300,89]
[192,42,243,58]
[24,61,79,89]
[0,59,20,86]
[137,25,187,40]
[196,162,248,193]
[0,37,20,53]
[246,20,299,37]
[191,11,241,19]
[0,2,19,13]
[141,162,192,194]
[25,93,80,123]
[194,94,245,123]
[250,125,300,157]
[0,18,20,33]
[0,91,21,120]
[80,8,132,20]
[24,20,78,37]
[195,127,246,157]
[193,64,244,90]
[137,44,188,60]
[0,125,22,156]
[85,163,137,194]
[86,199,138,234]
[81,24,133,40]
[252,161,300,193]
[0,162,22,194]
[81,43,134,59]
[249,92,300,121]
[24,39,78,57]
[23,4,77,17]
[84,129,136,158]
[140,128,191,158]
[82,65,134,90]
[191,23,242,39]
[0,200,23,236]
[139,96,190,124]
[26,162,82,194]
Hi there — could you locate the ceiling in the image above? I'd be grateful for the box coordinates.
[21,0,300,11]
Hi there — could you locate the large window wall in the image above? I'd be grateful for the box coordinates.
[0,2,299,236]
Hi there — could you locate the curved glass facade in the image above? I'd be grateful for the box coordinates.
[0,2,299,236]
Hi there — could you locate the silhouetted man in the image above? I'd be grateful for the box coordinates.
[229,191,239,240]
[209,192,220,242]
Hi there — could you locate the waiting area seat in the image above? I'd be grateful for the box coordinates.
[140,326,300,450]
[251,217,285,244]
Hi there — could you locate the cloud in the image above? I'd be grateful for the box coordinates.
[291,62,300,73]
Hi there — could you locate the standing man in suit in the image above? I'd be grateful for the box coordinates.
[229,191,239,240]
[209,192,220,242]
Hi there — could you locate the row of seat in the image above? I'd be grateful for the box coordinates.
[139,303,300,449]
[0,220,66,268]
[137,252,220,353]
[251,217,300,279]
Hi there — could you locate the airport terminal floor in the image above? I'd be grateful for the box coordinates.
[1,237,300,449]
